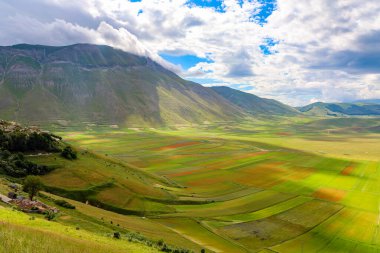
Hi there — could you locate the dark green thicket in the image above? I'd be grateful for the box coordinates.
[0,121,62,177]
[54,199,76,209]
[61,146,77,160]
[0,129,60,152]
[0,150,54,177]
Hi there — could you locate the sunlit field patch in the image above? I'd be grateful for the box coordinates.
[313,188,346,202]
[154,141,201,151]
[341,164,355,175]
[166,190,294,218]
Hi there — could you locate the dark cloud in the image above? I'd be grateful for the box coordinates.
[225,49,254,77]
[357,29,380,50]
[227,63,254,77]
[181,16,205,27]
[309,30,380,74]
[0,1,99,29]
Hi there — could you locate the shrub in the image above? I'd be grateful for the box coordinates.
[61,146,77,160]
[44,210,56,221]
[54,199,75,209]
[157,239,164,247]
[113,232,121,239]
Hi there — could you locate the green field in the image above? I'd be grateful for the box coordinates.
[2,116,380,252]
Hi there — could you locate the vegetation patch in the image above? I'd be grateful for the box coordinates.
[155,141,200,151]
[313,188,346,202]
[0,151,55,177]
[54,199,76,209]
[341,164,355,175]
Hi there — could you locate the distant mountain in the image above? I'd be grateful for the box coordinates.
[298,102,380,116]
[211,86,299,115]
[0,44,246,126]
[353,99,380,105]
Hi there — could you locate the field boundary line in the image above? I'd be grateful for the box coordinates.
[198,218,251,253]
[268,205,345,252]
[155,217,249,253]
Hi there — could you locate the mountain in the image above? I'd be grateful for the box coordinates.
[353,99,380,105]
[298,102,380,116]
[211,86,299,115]
[0,44,246,126]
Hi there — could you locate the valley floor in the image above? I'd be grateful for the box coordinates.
[2,116,380,252]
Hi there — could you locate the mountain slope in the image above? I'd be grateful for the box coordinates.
[298,102,380,116]
[211,86,299,115]
[353,99,380,105]
[0,44,245,126]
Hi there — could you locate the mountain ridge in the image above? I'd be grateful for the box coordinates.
[211,86,299,116]
[352,99,380,105]
[298,101,380,116]
[0,43,247,126]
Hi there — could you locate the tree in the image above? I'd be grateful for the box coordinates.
[23,176,43,200]
[61,146,77,160]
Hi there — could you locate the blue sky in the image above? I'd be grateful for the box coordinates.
[1,0,379,105]
[160,53,214,70]
[186,0,225,12]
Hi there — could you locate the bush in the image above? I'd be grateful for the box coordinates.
[61,146,77,160]
[113,232,121,239]
[54,199,75,209]
[44,210,56,221]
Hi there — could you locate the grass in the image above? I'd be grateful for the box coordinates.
[155,217,248,253]
[39,191,203,251]
[165,190,294,218]
[0,208,158,253]
[2,116,377,252]
[215,196,312,222]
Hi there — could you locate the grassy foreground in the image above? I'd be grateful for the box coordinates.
[0,207,158,253]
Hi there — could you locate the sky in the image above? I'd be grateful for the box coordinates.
[0,0,379,106]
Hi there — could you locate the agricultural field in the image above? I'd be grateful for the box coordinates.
[8,116,380,252]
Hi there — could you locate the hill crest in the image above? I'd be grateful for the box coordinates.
[211,86,299,116]
[0,44,246,126]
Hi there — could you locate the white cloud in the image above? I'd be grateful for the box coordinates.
[0,0,379,105]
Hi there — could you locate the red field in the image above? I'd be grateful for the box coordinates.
[341,164,355,175]
[313,188,346,202]
[155,141,200,151]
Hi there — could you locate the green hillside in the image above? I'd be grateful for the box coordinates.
[0,44,245,126]
[298,102,380,116]
[0,121,196,252]
[0,206,158,253]
[211,86,299,115]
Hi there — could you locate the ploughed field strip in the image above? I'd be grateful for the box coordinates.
[50,126,380,252]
